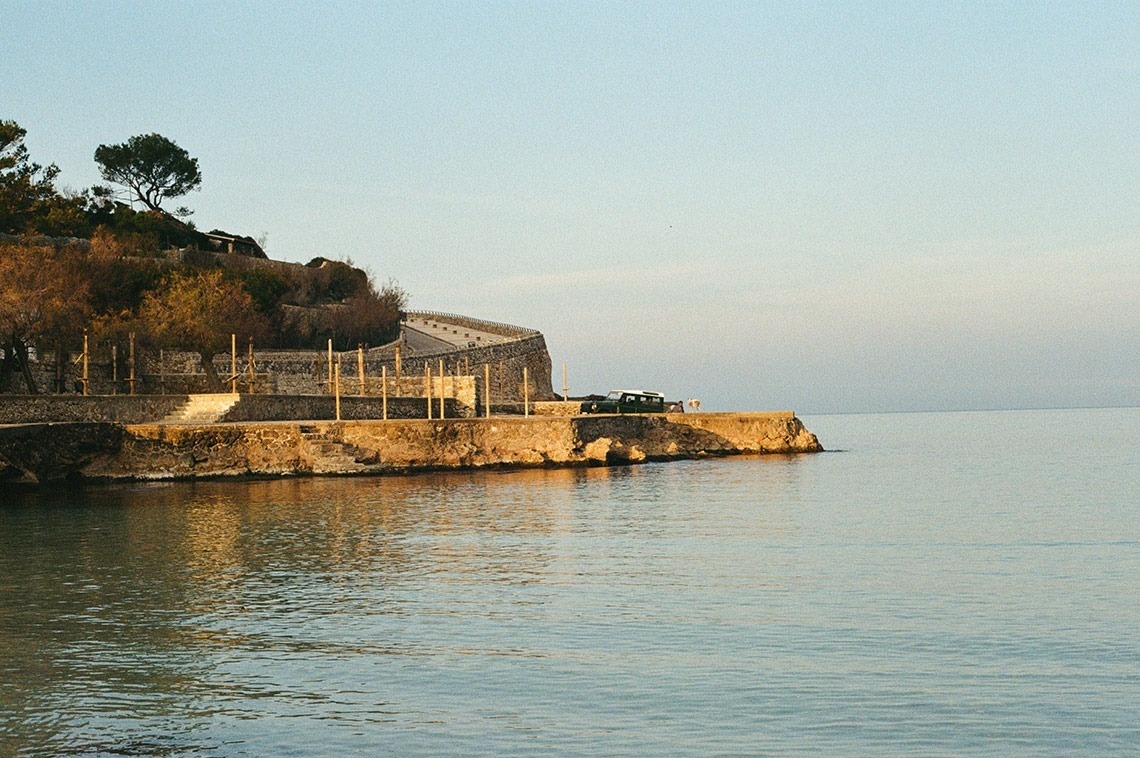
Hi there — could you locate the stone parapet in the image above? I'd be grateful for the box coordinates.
[0,395,188,424]
[218,395,472,422]
[404,310,538,338]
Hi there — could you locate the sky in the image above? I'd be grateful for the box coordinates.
[5,1,1138,414]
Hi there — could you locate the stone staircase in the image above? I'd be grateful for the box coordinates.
[299,424,368,474]
[161,393,241,424]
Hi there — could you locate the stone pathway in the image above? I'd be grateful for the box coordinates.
[402,315,515,350]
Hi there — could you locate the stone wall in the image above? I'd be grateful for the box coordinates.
[530,401,581,416]
[12,325,554,402]
[0,393,475,424]
[0,395,187,424]
[220,395,472,422]
[390,333,555,405]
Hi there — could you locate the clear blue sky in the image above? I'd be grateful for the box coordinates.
[6,1,1138,413]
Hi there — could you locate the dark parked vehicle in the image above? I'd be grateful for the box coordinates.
[580,390,667,414]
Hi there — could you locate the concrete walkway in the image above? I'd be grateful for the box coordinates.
[402,315,516,351]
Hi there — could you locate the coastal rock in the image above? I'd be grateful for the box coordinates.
[0,412,822,485]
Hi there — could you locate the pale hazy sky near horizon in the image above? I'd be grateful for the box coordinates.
[6,1,1138,413]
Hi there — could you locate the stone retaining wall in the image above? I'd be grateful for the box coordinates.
[220,395,472,422]
[396,333,555,404]
[0,393,473,424]
[0,395,188,424]
[13,331,554,402]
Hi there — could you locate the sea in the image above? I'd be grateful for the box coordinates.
[1,407,1137,756]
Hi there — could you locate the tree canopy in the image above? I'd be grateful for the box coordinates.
[138,270,269,390]
[0,240,90,391]
[94,133,202,214]
[0,120,87,236]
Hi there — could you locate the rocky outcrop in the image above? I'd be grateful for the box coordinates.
[0,413,822,485]
[0,423,125,484]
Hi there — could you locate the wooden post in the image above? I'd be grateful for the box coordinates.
[425,363,432,419]
[395,345,401,381]
[128,332,136,395]
[484,363,490,418]
[563,362,568,401]
[82,330,89,396]
[334,361,341,421]
[230,333,237,394]
[327,339,334,395]
[248,337,255,392]
[357,344,365,395]
[111,345,118,395]
[381,365,388,420]
[523,366,529,417]
[439,358,445,419]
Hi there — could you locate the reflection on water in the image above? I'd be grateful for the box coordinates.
[3,411,1140,755]
[0,461,812,755]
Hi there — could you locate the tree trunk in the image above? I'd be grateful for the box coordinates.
[54,343,64,393]
[200,353,224,393]
[0,343,13,392]
[12,340,38,394]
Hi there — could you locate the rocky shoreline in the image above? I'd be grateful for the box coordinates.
[0,412,822,486]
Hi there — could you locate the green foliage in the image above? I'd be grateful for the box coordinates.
[225,268,290,316]
[123,206,207,249]
[0,119,89,236]
[88,260,165,315]
[302,257,370,302]
[94,133,202,214]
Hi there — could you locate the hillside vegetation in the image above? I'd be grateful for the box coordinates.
[0,120,405,393]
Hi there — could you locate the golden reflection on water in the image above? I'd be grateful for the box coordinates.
[0,457,812,755]
[106,468,614,608]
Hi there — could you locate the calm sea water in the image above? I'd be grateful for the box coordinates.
[1,408,1138,756]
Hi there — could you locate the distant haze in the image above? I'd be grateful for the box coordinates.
[7,2,1137,412]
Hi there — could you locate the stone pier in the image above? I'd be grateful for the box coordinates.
[0,412,822,485]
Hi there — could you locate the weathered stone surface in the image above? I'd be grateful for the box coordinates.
[0,413,821,485]
[0,423,125,484]
[0,396,187,424]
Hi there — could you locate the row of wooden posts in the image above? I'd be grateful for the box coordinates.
[323,339,531,421]
[72,333,549,421]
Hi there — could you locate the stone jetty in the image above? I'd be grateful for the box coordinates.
[0,412,822,485]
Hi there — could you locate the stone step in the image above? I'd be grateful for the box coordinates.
[299,429,367,473]
[161,393,241,424]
